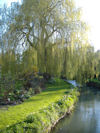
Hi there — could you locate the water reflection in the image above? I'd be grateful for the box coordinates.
[52,89,100,133]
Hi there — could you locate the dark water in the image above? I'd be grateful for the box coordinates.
[52,89,100,133]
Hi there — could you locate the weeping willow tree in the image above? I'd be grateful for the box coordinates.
[7,0,83,71]
[94,50,100,79]
[0,0,98,83]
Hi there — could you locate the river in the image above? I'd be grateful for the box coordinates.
[52,88,100,133]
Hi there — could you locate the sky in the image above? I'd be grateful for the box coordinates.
[0,0,100,51]
[0,0,21,7]
[75,0,100,51]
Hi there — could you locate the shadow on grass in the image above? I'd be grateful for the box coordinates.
[25,89,70,103]
[25,98,42,102]
[43,84,71,92]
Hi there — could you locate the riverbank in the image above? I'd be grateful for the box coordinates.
[52,88,100,133]
[0,78,79,133]
[86,79,100,88]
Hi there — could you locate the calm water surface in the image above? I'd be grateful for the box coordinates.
[52,89,100,133]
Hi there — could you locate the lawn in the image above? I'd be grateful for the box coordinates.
[0,78,73,129]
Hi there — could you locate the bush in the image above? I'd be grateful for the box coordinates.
[86,79,100,88]
[43,73,51,81]
[47,78,56,84]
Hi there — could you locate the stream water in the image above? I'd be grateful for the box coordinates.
[52,88,100,133]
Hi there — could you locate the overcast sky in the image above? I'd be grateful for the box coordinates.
[0,0,100,51]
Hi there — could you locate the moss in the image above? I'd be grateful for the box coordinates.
[0,78,79,133]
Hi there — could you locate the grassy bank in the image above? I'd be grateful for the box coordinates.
[0,78,79,133]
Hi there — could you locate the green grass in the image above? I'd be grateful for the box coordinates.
[0,78,74,129]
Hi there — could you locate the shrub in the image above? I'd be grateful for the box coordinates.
[86,79,100,88]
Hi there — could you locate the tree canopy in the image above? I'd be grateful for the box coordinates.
[0,0,99,83]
